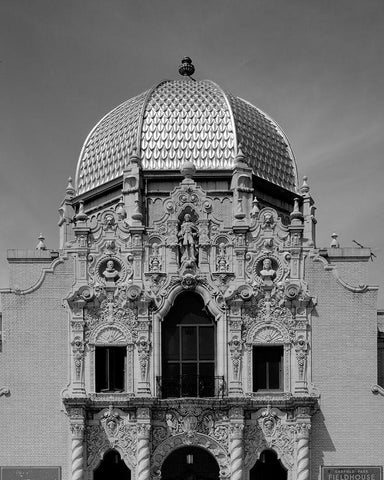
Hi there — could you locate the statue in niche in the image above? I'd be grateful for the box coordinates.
[178,214,198,262]
[149,243,161,272]
[216,243,229,272]
[260,258,276,284]
[102,259,120,283]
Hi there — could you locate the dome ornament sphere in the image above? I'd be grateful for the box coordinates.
[180,161,196,182]
[178,57,195,77]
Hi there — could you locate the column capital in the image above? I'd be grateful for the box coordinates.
[70,422,85,439]
[296,422,311,440]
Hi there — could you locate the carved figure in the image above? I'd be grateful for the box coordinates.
[216,243,229,272]
[178,214,198,261]
[149,243,162,272]
[260,258,276,283]
[102,260,120,283]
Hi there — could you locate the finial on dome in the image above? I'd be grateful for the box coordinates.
[300,176,310,194]
[128,148,141,166]
[234,144,246,165]
[36,233,47,251]
[65,176,75,199]
[250,196,260,218]
[179,57,195,77]
[290,198,303,222]
[330,233,340,248]
[75,201,88,222]
[180,161,196,183]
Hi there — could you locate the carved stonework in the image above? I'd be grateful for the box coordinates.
[84,288,138,340]
[71,336,85,380]
[149,243,162,272]
[151,407,230,452]
[136,337,151,381]
[229,336,243,379]
[244,297,295,339]
[216,243,229,272]
[295,337,308,379]
[244,409,296,471]
[86,408,137,470]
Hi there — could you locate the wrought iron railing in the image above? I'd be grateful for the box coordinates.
[156,375,226,399]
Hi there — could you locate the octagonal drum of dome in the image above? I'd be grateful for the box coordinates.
[76,79,298,195]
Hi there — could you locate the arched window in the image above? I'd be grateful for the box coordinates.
[94,449,131,480]
[250,449,287,480]
[161,292,215,398]
[162,446,219,480]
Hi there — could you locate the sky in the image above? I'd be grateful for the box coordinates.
[0,0,383,305]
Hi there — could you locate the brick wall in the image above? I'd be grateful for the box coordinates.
[0,257,73,478]
[306,256,383,478]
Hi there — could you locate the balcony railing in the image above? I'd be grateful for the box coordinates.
[156,375,226,399]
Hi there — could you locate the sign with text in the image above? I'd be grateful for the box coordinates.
[0,467,61,480]
[322,467,383,480]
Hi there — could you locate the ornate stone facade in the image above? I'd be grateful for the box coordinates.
[61,140,319,479]
[2,62,382,480]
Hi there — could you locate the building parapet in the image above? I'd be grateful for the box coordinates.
[318,247,372,262]
[6,249,59,263]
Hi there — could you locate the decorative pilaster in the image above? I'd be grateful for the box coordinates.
[68,298,86,396]
[136,408,151,480]
[69,408,85,480]
[295,422,311,480]
[228,299,243,395]
[229,407,244,480]
[135,299,151,396]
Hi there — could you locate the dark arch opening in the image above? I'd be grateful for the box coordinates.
[94,449,131,480]
[250,449,287,480]
[161,446,219,480]
[161,291,216,398]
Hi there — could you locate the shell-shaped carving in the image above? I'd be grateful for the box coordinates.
[253,326,284,344]
[96,327,126,345]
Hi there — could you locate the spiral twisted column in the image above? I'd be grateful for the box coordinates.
[296,424,311,480]
[229,407,244,480]
[70,423,84,480]
[137,413,151,480]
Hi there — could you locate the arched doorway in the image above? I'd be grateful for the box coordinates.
[94,449,131,480]
[161,291,216,398]
[250,449,287,480]
[161,446,219,480]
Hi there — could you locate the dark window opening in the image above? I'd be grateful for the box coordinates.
[96,346,126,392]
[378,334,384,387]
[94,449,131,480]
[161,292,215,398]
[250,449,287,480]
[253,346,283,391]
[161,446,219,480]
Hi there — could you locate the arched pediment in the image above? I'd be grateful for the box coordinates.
[154,284,223,323]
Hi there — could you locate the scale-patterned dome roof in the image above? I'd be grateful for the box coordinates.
[76,79,298,195]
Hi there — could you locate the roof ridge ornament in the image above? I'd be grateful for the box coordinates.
[178,57,195,79]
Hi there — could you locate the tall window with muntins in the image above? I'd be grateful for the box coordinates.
[96,346,126,392]
[253,346,283,391]
[161,292,215,398]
